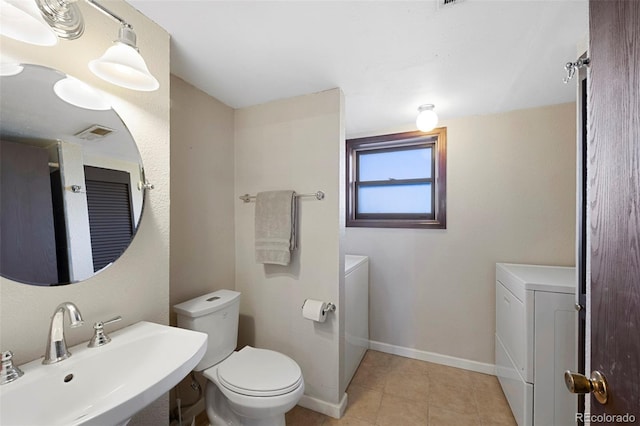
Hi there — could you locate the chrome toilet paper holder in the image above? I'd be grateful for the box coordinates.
[301,300,336,315]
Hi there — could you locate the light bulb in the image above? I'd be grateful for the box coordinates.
[416,104,438,132]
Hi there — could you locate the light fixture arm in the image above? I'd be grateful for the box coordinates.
[86,0,138,50]
[85,0,131,29]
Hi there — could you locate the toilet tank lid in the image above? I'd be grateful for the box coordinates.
[173,289,241,318]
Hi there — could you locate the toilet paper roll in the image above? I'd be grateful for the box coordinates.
[302,299,327,323]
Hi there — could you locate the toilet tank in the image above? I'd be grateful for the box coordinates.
[173,289,241,371]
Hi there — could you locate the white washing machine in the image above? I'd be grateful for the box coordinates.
[495,263,576,426]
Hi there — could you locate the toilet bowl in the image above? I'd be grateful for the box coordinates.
[204,347,304,425]
[173,290,304,426]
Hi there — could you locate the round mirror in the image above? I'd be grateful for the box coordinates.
[0,64,148,286]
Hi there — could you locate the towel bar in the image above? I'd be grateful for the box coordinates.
[239,191,325,203]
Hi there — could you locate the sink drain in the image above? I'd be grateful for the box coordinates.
[64,374,74,383]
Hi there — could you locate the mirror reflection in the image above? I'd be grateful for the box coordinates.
[0,64,146,286]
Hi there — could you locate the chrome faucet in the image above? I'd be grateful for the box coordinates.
[43,302,84,365]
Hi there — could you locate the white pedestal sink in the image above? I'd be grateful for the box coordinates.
[0,321,207,425]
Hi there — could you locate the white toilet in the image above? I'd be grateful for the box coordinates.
[174,289,304,426]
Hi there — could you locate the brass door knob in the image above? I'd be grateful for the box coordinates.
[564,370,609,404]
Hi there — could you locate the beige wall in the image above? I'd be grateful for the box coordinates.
[0,2,170,424]
[346,103,576,366]
[234,89,346,413]
[169,75,236,321]
[169,75,236,418]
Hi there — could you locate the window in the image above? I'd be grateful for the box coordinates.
[346,128,446,229]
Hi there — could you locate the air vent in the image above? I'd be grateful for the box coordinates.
[74,125,115,141]
[438,0,465,9]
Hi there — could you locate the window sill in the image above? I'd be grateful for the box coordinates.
[347,218,446,229]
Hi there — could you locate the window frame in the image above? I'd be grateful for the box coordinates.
[346,128,447,229]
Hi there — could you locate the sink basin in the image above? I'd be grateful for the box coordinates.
[0,321,207,426]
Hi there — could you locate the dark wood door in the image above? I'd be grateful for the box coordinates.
[0,140,58,285]
[589,0,640,418]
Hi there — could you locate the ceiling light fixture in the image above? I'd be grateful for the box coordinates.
[0,0,58,46]
[416,104,439,132]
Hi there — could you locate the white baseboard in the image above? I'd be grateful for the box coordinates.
[368,340,496,375]
[298,392,348,419]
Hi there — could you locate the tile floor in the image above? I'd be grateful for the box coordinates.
[197,350,517,426]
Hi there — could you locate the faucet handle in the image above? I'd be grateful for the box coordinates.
[97,316,122,328]
[1,351,24,385]
[88,316,122,348]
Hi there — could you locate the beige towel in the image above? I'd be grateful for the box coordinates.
[255,190,297,265]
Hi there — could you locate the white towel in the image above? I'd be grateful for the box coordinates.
[255,190,297,265]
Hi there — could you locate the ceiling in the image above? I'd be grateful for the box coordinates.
[1,64,140,163]
[128,0,588,137]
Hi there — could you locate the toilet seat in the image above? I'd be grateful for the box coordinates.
[217,346,302,397]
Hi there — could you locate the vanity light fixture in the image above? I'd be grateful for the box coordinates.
[54,76,111,110]
[416,104,439,132]
[0,0,159,91]
[0,0,58,46]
